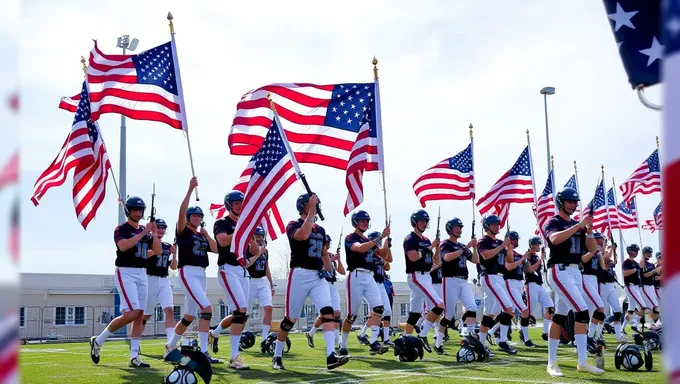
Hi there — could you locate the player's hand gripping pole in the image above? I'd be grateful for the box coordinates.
[149,183,156,223]
[436,207,441,240]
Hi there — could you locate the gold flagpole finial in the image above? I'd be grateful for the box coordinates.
[656,136,660,149]
[601,164,605,177]
[469,123,473,139]
[526,129,530,144]
[551,155,554,170]
[612,176,616,186]
[573,160,577,172]
[81,55,87,75]
[266,92,277,112]
[167,12,175,35]
[372,56,379,80]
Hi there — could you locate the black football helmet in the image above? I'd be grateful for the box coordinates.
[615,343,652,372]
[393,335,424,362]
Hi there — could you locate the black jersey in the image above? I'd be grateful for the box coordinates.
[430,266,443,284]
[544,215,586,267]
[477,235,505,276]
[286,219,326,271]
[654,275,661,289]
[147,242,172,277]
[440,239,472,279]
[214,216,240,267]
[176,226,210,269]
[599,260,617,284]
[373,254,386,284]
[503,250,525,280]
[581,249,602,276]
[326,261,338,283]
[114,222,154,268]
[524,253,543,285]
[640,260,656,286]
[403,232,433,273]
[622,258,641,286]
[247,250,268,279]
[345,232,377,272]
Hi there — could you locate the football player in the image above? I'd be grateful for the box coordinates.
[89,196,161,367]
[639,247,661,323]
[523,237,554,341]
[622,244,647,332]
[503,231,536,348]
[580,231,607,349]
[598,241,626,341]
[245,227,275,346]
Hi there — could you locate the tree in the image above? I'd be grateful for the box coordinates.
[271,250,291,280]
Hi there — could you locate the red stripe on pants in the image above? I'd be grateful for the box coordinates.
[550,267,582,312]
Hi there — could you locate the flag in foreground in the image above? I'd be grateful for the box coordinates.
[230,118,297,264]
[476,146,533,228]
[31,82,112,229]
[534,169,555,238]
[413,143,474,208]
[87,40,187,130]
[229,83,382,171]
[619,148,661,205]
[583,178,611,238]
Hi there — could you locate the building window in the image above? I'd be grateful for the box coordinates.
[362,303,370,318]
[400,303,410,317]
[155,305,164,322]
[220,303,229,319]
[173,306,182,322]
[54,306,86,326]
[19,307,25,328]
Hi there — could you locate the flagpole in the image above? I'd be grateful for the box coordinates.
[81,56,125,217]
[469,123,476,238]
[602,165,614,241]
[551,156,557,214]
[610,176,629,249]
[656,136,662,248]
[527,129,539,225]
[373,57,389,227]
[267,95,324,221]
[574,160,583,218]
[167,12,199,201]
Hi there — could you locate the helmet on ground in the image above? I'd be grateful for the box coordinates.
[393,335,424,362]
[239,331,256,350]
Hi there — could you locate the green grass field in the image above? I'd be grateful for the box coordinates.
[20,328,666,383]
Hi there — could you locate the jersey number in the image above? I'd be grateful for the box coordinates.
[498,250,506,266]
[256,257,266,271]
[570,237,581,255]
[193,240,208,257]
[365,249,374,263]
[135,242,149,259]
[308,239,323,259]
[156,254,168,268]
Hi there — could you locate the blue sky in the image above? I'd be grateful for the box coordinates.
[12,0,663,283]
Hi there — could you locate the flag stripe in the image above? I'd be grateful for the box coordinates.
[413,143,475,208]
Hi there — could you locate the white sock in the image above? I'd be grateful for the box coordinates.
[542,320,550,334]
[212,324,224,337]
[168,332,182,348]
[230,335,240,358]
[588,321,597,338]
[632,315,640,327]
[435,330,444,347]
[274,340,285,357]
[434,320,441,337]
[548,338,559,365]
[500,325,509,342]
[490,322,501,335]
[341,332,349,348]
[418,321,433,337]
[308,325,318,337]
[324,330,335,357]
[416,317,425,328]
[370,326,380,343]
[382,325,390,341]
[165,328,174,343]
[575,334,587,366]
[360,324,368,337]
[614,323,622,340]
[262,325,270,339]
[595,323,604,339]
[130,338,140,359]
[95,327,113,346]
[199,332,208,353]
[521,326,529,341]
[479,332,487,346]
[335,328,340,346]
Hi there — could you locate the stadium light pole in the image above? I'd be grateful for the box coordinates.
[540,87,555,175]
[115,35,139,224]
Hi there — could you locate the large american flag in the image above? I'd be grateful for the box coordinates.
[344,81,383,215]
[209,166,286,240]
[413,143,474,208]
[563,173,582,220]
[476,146,534,228]
[533,169,556,238]
[619,149,661,205]
[31,82,112,229]
[229,83,383,171]
[87,39,187,130]
[0,152,18,191]
[230,117,298,264]
[614,196,638,230]
[642,201,663,232]
[584,178,612,238]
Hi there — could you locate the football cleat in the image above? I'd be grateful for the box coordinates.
[541,332,548,341]
[204,352,221,364]
[434,345,446,355]
[524,340,537,348]
[306,332,315,348]
[357,334,370,346]
[497,341,517,355]
[327,351,349,370]
[369,341,389,355]
[338,347,350,357]
[129,357,150,368]
[384,339,395,347]
[209,332,219,354]
[486,333,496,346]
[272,356,285,370]
[418,336,432,353]
[229,355,249,370]
[89,336,101,364]
[547,363,564,377]
[484,346,495,358]
[577,362,604,375]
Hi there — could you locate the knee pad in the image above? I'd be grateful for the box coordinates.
[653,308,660,315]
[613,312,622,322]
[281,317,295,332]
[142,319,147,326]
[372,306,385,316]
[431,306,444,316]
[407,312,421,326]
[181,318,192,327]
[440,317,450,328]
[319,306,334,316]
[321,316,335,323]
[592,310,606,322]
[481,315,495,328]
[552,314,566,327]
[382,315,391,322]
[462,310,476,321]
[627,310,635,315]
[520,317,529,327]
[575,310,590,324]
[231,310,247,324]
[200,312,213,322]
[333,317,342,324]
[498,312,512,326]
[547,307,555,316]
[345,314,358,325]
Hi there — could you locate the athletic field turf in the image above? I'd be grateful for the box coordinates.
[20,328,665,383]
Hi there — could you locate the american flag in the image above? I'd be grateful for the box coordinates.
[344,81,383,215]
[229,83,383,171]
[563,173,582,220]
[476,146,534,228]
[642,201,662,232]
[209,166,286,240]
[30,82,112,229]
[619,149,661,205]
[87,40,187,130]
[605,188,621,229]
[0,152,18,191]
[533,169,556,238]
[583,178,612,238]
[58,93,80,112]
[230,117,298,264]
[413,143,474,208]
[0,313,19,383]
[614,196,638,230]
